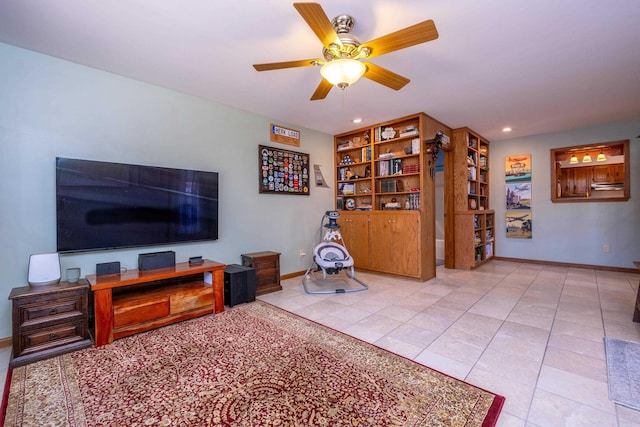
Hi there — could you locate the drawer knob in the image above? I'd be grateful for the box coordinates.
[50,333,58,340]
[49,309,58,315]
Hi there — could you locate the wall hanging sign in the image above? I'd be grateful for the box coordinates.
[505,154,532,238]
[259,145,310,195]
[270,124,300,146]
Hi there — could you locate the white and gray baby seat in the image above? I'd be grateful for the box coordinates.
[302,210,368,294]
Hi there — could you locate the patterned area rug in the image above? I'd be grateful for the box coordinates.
[605,337,640,410]
[4,301,504,426]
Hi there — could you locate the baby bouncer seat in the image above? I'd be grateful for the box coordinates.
[302,210,368,294]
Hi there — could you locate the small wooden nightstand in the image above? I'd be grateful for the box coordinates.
[9,280,93,367]
[241,251,282,295]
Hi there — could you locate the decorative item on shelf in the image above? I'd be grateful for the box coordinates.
[363,131,370,144]
[340,155,355,165]
[345,167,353,179]
[479,146,488,156]
[364,165,371,177]
[426,131,445,178]
[381,127,396,140]
[66,268,81,283]
[345,198,356,210]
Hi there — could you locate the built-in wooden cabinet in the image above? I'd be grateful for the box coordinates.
[370,212,421,277]
[454,212,495,269]
[334,113,451,280]
[560,163,625,197]
[339,212,370,270]
[445,127,494,269]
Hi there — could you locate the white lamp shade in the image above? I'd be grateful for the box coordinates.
[321,59,366,88]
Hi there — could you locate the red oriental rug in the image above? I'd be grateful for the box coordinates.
[3,301,504,426]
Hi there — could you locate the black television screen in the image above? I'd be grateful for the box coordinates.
[56,157,219,253]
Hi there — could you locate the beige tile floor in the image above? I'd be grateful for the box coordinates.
[1,260,638,426]
[259,260,640,427]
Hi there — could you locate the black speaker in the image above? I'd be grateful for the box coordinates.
[224,264,257,307]
[96,261,120,276]
[138,251,176,271]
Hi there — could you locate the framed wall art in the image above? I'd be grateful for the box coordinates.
[259,145,310,195]
[505,153,532,238]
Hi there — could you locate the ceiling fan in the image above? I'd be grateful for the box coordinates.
[253,2,438,100]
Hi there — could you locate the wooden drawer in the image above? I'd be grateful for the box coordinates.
[170,286,213,314]
[18,295,84,328]
[18,321,86,356]
[253,257,279,270]
[256,270,278,286]
[113,296,170,328]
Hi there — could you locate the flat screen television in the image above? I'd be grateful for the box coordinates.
[56,157,219,253]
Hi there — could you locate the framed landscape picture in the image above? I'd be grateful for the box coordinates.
[506,211,532,239]
[505,182,531,210]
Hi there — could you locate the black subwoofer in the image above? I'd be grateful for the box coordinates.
[224,264,257,307]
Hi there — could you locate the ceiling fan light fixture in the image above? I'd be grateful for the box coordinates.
[320,59,366,89]
[597,150,607,161]
[569,154,579,164]
[582,153,592,163]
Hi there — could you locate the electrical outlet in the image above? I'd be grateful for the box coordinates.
[602,244,610,253]
[299,249,306,257]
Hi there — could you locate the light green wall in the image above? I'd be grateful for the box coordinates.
[2,41,637,341]
[491,120,640,268]
[0,43,335,339]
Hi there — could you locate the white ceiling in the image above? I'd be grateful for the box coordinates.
[1,0,639,141]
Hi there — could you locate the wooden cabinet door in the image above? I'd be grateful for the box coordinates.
[339,212,370,269]
[572,168,590,195]
[610,164,624,182]
[370,213,420,277]
[592,165,609,182]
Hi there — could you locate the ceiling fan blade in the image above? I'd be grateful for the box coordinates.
[362,20,438,58]
[253,59,319,71]
[363,62,410,90]
[294,2,342,48]
[310,79,333,100]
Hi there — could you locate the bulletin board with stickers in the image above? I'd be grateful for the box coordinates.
[259,145,310,195]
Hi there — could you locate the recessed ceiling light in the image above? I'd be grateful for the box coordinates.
[502,127,512,132]
[352,118,363,124]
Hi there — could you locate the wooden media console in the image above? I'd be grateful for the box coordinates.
[87,259,226,347]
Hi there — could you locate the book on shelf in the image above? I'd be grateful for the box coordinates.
[391,158,403,175]
[411,138,420,154]
[407,192,420,210]
[337,140,352,151]
[402,163,420,174]
[361,145,371,162]
[400,129,419,137]
[377,160,390,176]
[338,182,355,195]
[485,242,494,258]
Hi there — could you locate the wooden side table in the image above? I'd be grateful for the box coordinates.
[9,280,93,368]
[241,251,282,295]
